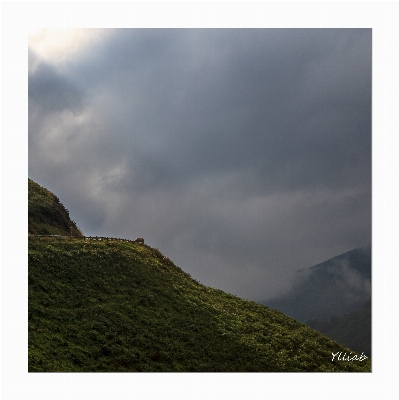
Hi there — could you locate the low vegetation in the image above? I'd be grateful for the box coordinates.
[28,179,371,372]
[28,179,82,236]
[29,236,371,372]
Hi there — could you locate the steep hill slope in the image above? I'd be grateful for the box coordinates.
[28,179,370,372]
[28,178,83,236]
[29,236,370,372]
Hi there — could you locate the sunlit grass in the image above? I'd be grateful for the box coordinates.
[29,236,371,372]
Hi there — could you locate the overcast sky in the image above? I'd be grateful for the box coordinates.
[28,28,371,301]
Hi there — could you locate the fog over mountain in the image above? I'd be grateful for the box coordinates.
[29,29,371,301]
[265,245,371,322]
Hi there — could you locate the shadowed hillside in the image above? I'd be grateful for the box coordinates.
[28,178,83,237]
[307,299,371,358]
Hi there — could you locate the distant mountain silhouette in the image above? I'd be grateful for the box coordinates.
[307,299,371,358]
[264,246,371,322]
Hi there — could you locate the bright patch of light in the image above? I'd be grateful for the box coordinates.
[28,28,108,66]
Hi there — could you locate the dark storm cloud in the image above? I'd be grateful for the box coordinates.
[28,29,371,301]
[29,50,83,115]
[105,29,371,195]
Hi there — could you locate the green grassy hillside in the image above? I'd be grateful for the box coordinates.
[28,178,83,236]
[29,236,371,372]
[28,179,370,372]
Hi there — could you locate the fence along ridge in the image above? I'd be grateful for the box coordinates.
[31,234,144,244]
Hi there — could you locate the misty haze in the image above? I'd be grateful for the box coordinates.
[29,28,371,303]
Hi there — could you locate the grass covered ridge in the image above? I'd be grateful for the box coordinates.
[29,236,371,372]
[28,179,83,236]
